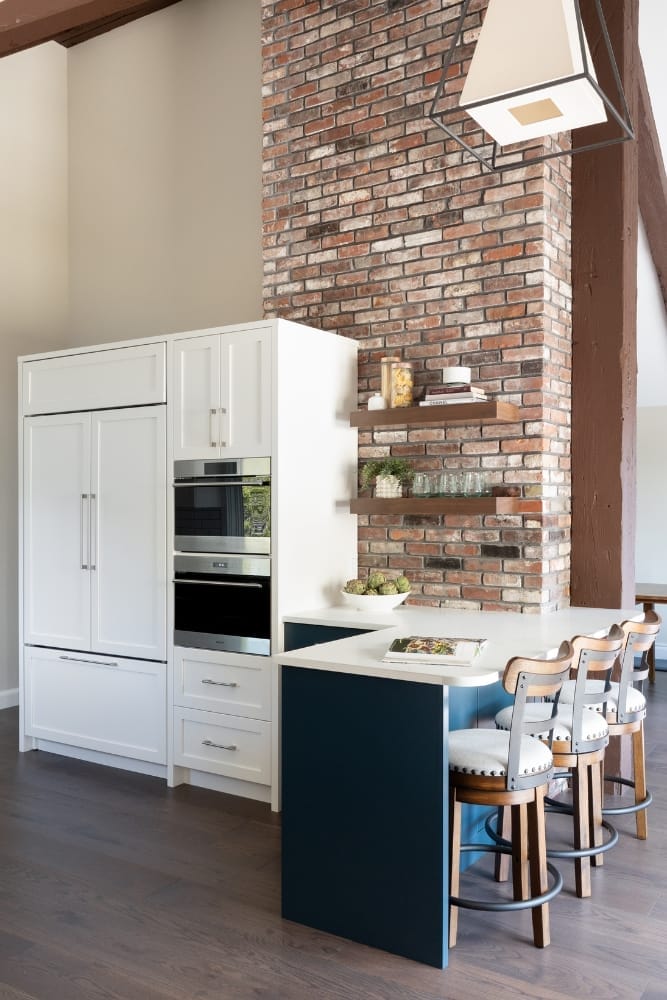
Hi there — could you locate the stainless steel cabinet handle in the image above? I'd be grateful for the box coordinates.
[80,494,89,569]
[173,579,263,589]
[202,678,238,688]
[210,408,217,448]
[60,654,119,667]
[202,739,237,752]
[218,407,226,447]
[89,493,97,571]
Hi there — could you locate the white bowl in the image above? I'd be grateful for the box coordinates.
[340,590,410,612]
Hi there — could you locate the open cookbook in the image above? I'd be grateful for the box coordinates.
[382,635,488,665]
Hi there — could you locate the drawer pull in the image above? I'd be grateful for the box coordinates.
[60,654,119,667]
[202,739,237,752]
[202,678,238,688]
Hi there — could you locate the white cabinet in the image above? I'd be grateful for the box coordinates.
[24,646,166,764]
[172,647,271,785]
[173,327,271,460]
[22,343,166,415]
[24,406,167,661]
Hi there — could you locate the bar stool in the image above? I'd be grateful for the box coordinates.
[493,627,623,898]
[555,611,661,840]
[448,641,574,949]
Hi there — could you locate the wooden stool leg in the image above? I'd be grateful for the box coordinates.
[449,789,462,947]
[527,785,550,948]
[511,803,529,901]
[643,602,656,684]
[633,725,649,840]
[495,805,511,882]
[589,758,605,868]
[572,762,591,898]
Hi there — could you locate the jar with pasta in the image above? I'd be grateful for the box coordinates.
[390,361,413,408]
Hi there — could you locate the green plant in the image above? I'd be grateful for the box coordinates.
[360,457,415,489]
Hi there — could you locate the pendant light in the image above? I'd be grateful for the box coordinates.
[429,0,634,171]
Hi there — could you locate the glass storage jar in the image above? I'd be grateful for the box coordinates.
[389,361,413,408]
[380,356,400,406]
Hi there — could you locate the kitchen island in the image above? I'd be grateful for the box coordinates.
[279,604,639,969]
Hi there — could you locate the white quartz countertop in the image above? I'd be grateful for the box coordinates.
[279,604,641,686]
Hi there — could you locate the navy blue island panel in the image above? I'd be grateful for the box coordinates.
[281,665,449,969]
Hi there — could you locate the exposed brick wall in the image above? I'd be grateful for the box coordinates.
[262,0,572,611]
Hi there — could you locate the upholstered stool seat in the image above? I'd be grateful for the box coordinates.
[448,729,553,778]
[494,703,609,744]
[448,641,574,950]
[557,679,646,718]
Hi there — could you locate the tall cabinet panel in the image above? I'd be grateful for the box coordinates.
[172,334,221,460]
[91,407,167,661]
[23,414,91,651]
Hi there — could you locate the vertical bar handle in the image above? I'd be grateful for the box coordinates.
[89,493,97,571]
[210,408,218,448]
[80,494,89,570]
[218,407,227,448]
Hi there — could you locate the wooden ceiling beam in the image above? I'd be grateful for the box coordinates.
[638,57,667,311]
[0,0,181,57]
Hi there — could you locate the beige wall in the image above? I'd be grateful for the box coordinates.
[67,0,262,345]
[0,44,69,702]
[1,0,262,701]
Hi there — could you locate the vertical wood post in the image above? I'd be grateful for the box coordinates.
[571,0,639,610]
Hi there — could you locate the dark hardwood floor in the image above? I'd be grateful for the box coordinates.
[0,675,666,999]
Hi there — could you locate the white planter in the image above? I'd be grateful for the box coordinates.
[375,474,403,498]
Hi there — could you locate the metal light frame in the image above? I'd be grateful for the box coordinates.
[428,0,634,172]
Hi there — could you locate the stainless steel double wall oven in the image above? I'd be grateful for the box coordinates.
[173,458,271,655]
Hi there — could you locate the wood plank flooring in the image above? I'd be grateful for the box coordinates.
[0,675,665,999]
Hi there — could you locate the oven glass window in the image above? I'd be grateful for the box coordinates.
[174,572,270,642]
[175,485,270,539]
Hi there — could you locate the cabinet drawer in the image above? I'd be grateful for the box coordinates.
[24,646,166,764]
[174,647,271,720]
[22,343,166,415]
[173,707,270,784]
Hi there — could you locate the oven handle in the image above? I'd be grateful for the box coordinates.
[173,578,264,589]
[173,480,269,488]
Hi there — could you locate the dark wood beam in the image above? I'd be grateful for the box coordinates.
[0,0,181,57]
[570,0,639,610]
[638,57,667,311]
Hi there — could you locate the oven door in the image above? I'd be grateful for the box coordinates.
[174,554,271,655]
[174,480,271,555]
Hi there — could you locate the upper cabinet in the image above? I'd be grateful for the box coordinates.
[22,343,166,415]
[172,327,272,460]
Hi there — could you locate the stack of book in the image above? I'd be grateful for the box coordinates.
[419,383,487,406]
[382,635,488,665]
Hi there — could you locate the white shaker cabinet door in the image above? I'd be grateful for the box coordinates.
[23,413,92,651]
[90,407,167,661]
[172,334,221,460]
[220,328,272,459]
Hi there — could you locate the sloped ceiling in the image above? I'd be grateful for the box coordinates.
[0,0,181,56]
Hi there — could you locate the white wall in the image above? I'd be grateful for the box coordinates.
[637,1,667,657]
[0,44,69,703]
[67,0,262,345]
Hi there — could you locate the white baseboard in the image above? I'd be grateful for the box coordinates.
[0,689,19,710]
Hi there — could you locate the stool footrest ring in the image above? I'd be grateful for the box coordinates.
[450,843,563,912]
[601,775,652,816]
[484,810,619,860]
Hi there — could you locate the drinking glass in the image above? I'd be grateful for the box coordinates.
[412,472,430,497]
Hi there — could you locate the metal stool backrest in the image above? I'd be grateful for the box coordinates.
[502,640,574,792]
[568,627,625,752]
[614,611,662,724]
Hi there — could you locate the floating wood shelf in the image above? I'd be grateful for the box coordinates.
[349,496,522,516]
[350,400,520,428]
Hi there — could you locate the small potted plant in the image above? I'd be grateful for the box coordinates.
[360,457,415,498]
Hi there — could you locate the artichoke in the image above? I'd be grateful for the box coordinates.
[367,571,386,590]
[378,582,399,595]
[365,588,379,595]
[395,575,410,593]
[344,578,367,595]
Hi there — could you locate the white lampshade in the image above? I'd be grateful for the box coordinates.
[460,0,607,147]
